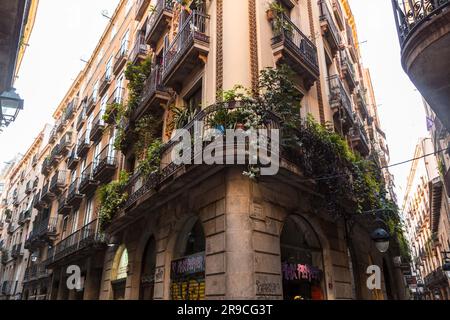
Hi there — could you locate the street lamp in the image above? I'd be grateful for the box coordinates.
[371,228,391,253]
[0,88,24,128]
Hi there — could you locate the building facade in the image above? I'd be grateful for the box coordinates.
[402,137,450,300]
[391,0,450,130]
[1,0,408,300]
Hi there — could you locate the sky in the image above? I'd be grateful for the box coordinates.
[0,0,428,204]
[0,0,120,166]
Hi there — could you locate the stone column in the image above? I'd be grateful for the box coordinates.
[225,168,255,299]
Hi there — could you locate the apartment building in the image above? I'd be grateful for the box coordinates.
[391,0,450,130]
[0,125,51,300]
[0,0,407,300]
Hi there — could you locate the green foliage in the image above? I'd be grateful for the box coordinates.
[170,104,199,131]
[97,171,130,231]
[4,209,12,221]
[138,139,164,177]
[103,103,125,124]
[124,57,152,112]
[134,115,163,159]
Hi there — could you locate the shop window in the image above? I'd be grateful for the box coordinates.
[112,246,129,300]
[140,237,157,300]
[280,215,325,300]
[170,219,206,300]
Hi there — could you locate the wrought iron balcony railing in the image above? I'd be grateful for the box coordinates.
[340,50,357,91]
[79,163,99,195]
[162,10,210,82]
[130,30,149,64]
[113,42,129,74]
[271,13,319,86]
[90,109,105,142]
[46,219,105,265]
[27,217,58,244]
[67,148,80,170]
[49,170,67,194]
[319,0,342,53]
[93,145,117,181]
[391,0,450,46]
[146,0,175,47]
[76,102,87,130]
[77,130,90,158]
[328,75,354,122]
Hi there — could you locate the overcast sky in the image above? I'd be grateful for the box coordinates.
[0,0,428,203]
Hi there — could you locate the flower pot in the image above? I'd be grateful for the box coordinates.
[266,9,275,22]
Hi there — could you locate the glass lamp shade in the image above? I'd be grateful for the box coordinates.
[0,88,24,126]
[371,228,390,253]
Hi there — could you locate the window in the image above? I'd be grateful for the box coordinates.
[100,95,107,113]
[120,31,130,54]
[125,0,132,14]
[62,216,69,239]
[106,56,113,79]
[93,81,99,100]
[184,86,202,114]
[72,210,79,234]
[84,198,93,226]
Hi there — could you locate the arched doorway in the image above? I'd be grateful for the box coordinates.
[280,215,326,300]
[111,246,128,300]
[140,237,157,300]
[170,219,206,300]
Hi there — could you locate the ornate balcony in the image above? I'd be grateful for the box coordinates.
[10,243,23,259]
[113,43,129,75]
[86,92,98,116]
[64,97,78,121]
[26,217,58,248]
[340,50,357,92]
[135,0,151,21]
[41,157,51,176]
[48,127,57,144]
[90,110,105,142]
[328,75,354,127]
[77,130,90,158]
[49,170,67,195]
[18,209,31,226]
[67,148,80,170]
[130,30,149,65]
[57,193,72,216]
[99,70,112,96]
[25,181,32,194]
[45,220,105,267]
[79,163,99,195]
[162,11,210,91]
[40,182,55,203]
[49,144,62,167]
[33,190,44,210]
[132,65,170,121]
[332,0,345,30]
[58,131,74,156]
[319,0,343,56]
[67,178,84,208]
[350,117,370,156]
[146,0,174,48]
[271,14,319,90]
[355,87,369,120]
[76,102,87,131]
[23,264,51,283]
[392,0,450,129]
[93,145,117,182]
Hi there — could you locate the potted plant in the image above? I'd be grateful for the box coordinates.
[266,2,285,22]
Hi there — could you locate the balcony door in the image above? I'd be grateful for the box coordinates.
[106,56,113,80]
[120,30,129,55]
[115,74,125,102]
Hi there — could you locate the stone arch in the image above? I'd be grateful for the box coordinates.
[279,212,333,300]
[110,244,129,300]
[163,214,206,300]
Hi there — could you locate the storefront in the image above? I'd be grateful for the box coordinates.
[170,219,206,300]
[280,215,326,300]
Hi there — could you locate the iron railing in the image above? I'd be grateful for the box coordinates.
[93,145,117,176]
[146,0,175,39]
[319,0,342,48]
[328,75,354,120]
[271,14,319,72]
[28,217,58,242]
[130,29,148,62]
[163,10,210,79]
[391,0,450,45]
[50,170,67,191]
[46,220,104,265]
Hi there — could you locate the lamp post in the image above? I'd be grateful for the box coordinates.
[0,88,24,128]
[370,218,391,253]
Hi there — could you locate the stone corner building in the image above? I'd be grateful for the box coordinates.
[1,0,408,300]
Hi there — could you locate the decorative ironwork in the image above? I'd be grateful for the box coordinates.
[391,0,450,45]
[163,10,210,80]
[271,14,319,74]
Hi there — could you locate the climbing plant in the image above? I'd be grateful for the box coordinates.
[97,171,130,231]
